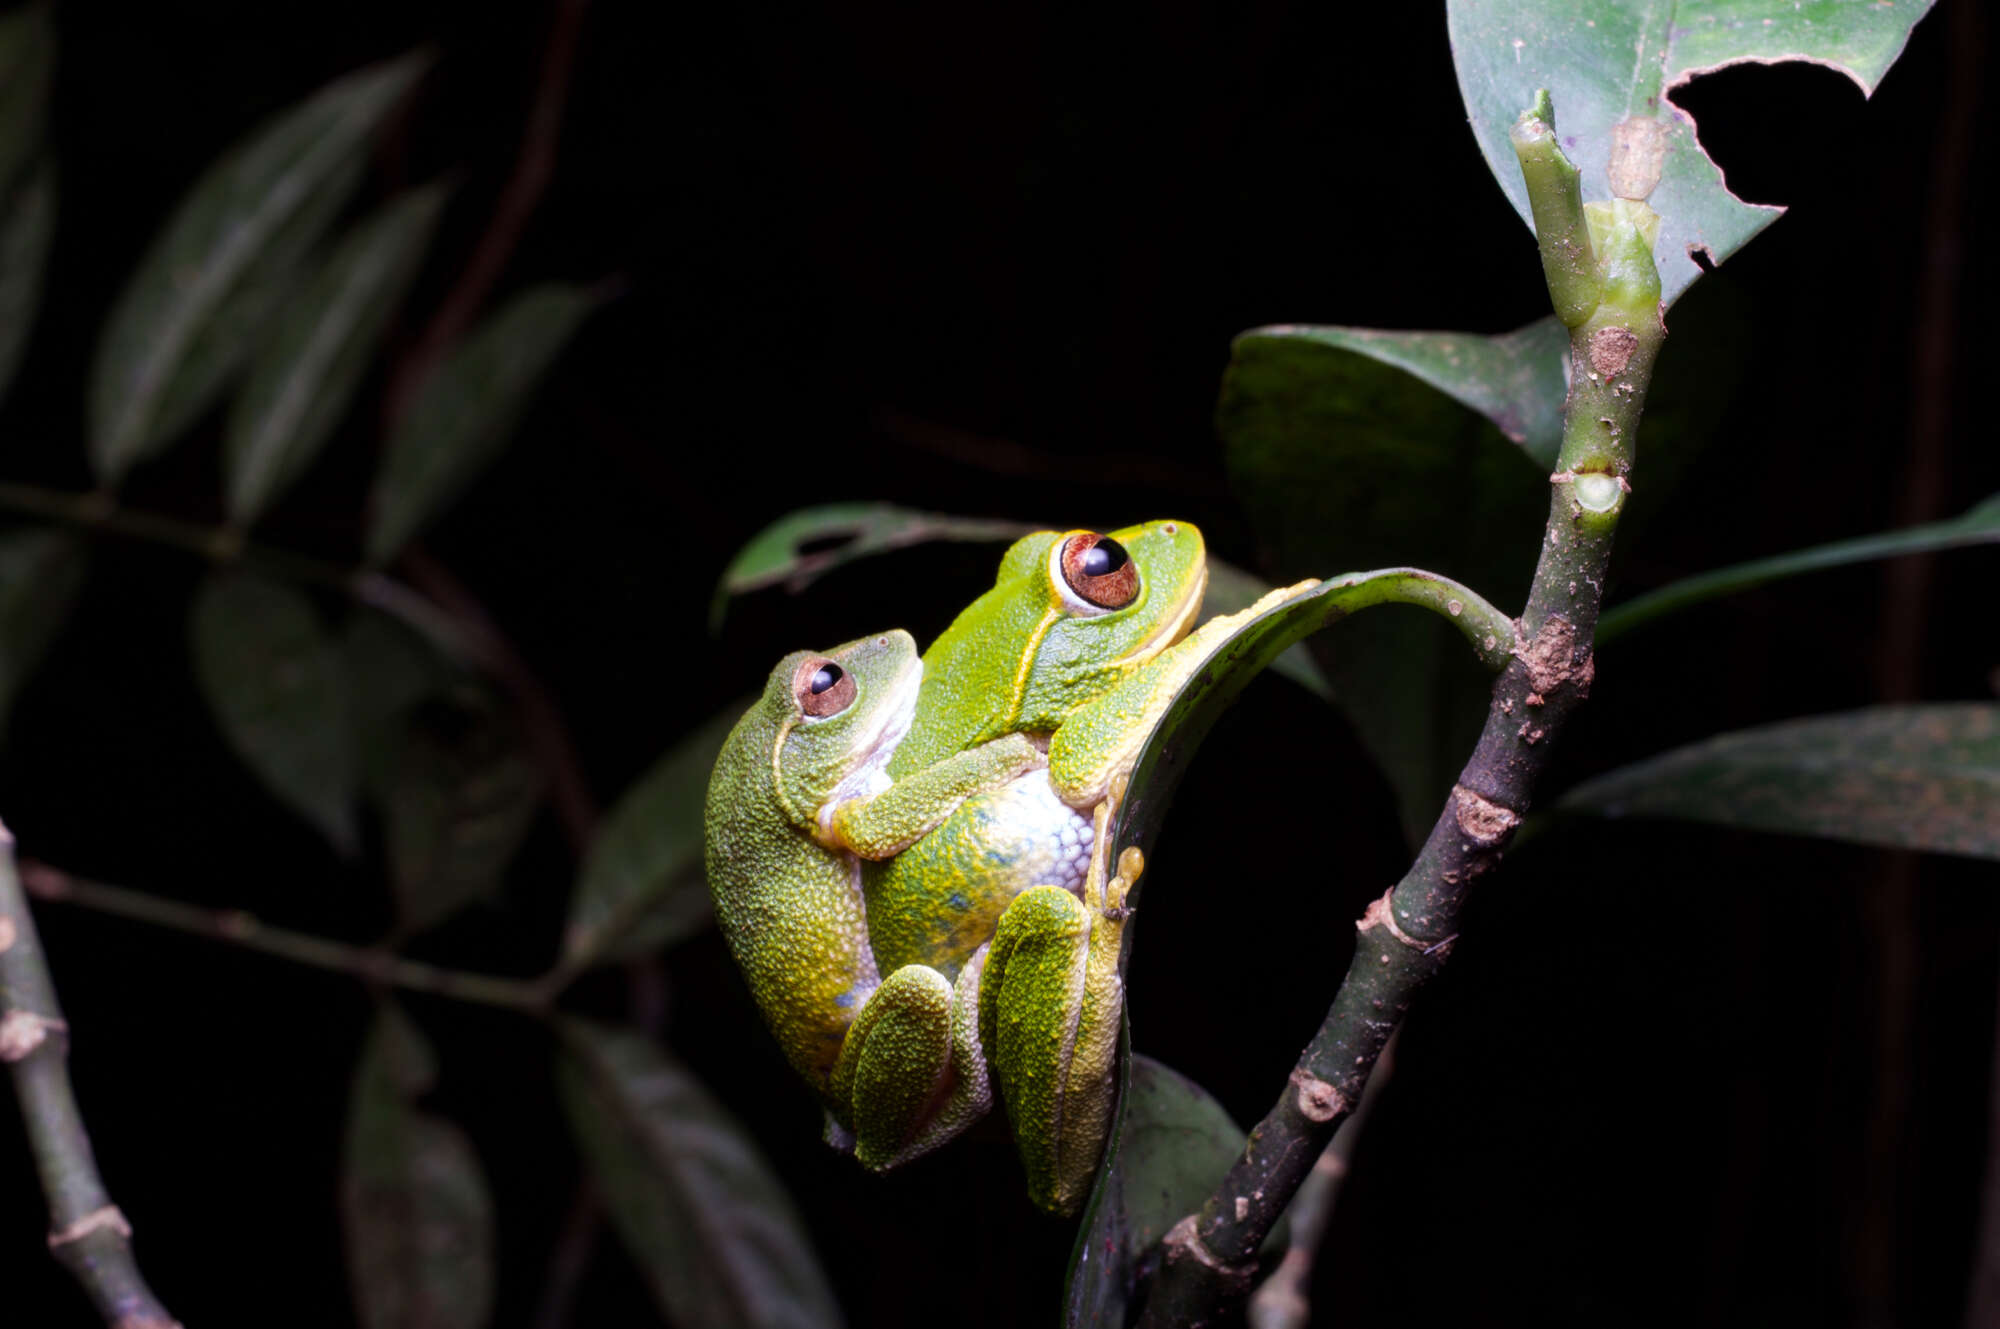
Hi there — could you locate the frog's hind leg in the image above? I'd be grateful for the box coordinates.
[833,958,993,1170]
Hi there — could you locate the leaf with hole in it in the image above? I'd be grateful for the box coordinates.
[365,283,599,565]
[190,571,357,852]
[1560,704,2000,860]
[1448,0,1937,308]
[89,52,427,485]
[384,684,543,935]
[557,1021,845,1329]
[0,5,53,200]
[712,503,1034,631]
[1599,492,2000,644]
[1064,1048,1278,1327]
[226,182,451,527]
[341,1002,496,1329]
[563,704,747,969]
[0,159,54,408]
[0,526,85,739]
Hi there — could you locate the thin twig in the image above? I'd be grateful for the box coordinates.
[1135,98,1666,1326]
[0,480,489,668]
[383,0,592,426]
[0,824,181,1329]
[20,862,547,1013]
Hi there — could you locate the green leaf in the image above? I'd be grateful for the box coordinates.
[557,1021,844,1329]
[1600,492,2000,643]
[344,606,457,802]
[341,1002,497,1329]
[1448,0,1938,307]
[0,5,54,200]
[563,705,748,968]
[712,503,1034,631]
[0,159,54,412]
[0,526,86,739]
[189,571,357,852]
[226,182,451,526]
[1247,318,1569,468]
[89,52,427,484]
[1220,329,1548,843]
[383,684,543,935]
[365,283,599,565]
[1560,704,2000,860]
[1065,1048,1280,1327]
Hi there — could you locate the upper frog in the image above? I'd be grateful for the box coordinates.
[884,519,1207,780]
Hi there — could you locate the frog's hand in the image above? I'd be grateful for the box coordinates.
[828,731,1044,859]
[1048,579,1320,808]
[832,959,993,1170]
[979,884,1124,1217]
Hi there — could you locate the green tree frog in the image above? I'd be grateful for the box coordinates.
[703,630,1041,1118]
[847,520,1313,1213]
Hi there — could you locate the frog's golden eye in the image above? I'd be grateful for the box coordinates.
[1059,533,1140,610]
[793,657,857,718]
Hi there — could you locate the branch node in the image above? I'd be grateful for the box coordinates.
[1162,1214,1258,1285]
[1288,1069,1347,1123]
[0,1009,66,1061]
[1359,891,1425,951]
[1450,785,1521,845]
[48,1204,131,1248]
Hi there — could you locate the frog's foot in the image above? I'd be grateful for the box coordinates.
[832,957,992,1171]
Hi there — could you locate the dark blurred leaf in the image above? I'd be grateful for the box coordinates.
[557,1021,844,1329]
[1449,0,1936,307]
[344,606,456,802]
[0,159,53,412]
[1066,1049,1279,1328]
[713,502,1033,631]
[89,52,426,484]
[0,526,85,739]
[1561,704,2000,860]
[563,704,746,968]
[1220,329,1547,843]
[366,283,599,564]
[384,685,543,935]
[1601,492,2000,643]
[0,5,53,199]
[341,1001,496,1329]
[1246,319,1568,467]
[189,571,357,852]
[226,182,450,526]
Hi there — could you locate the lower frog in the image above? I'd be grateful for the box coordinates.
[704,630,1042,1144]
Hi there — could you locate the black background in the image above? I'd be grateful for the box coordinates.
[1,1,1996,1325]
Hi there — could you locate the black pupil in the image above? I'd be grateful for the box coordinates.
[1081,538,1129,578]
[809,665,843,695]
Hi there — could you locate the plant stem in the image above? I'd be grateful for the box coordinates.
[1135,96,1664,1327]
[0,826,181,1329]
[0,480,486,667]
[19,862,547,1013]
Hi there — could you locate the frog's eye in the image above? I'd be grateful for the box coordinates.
[1059,533,1140,610]
[793,657,857,718]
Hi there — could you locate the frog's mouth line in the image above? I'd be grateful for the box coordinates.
[1115,564,1207,669]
